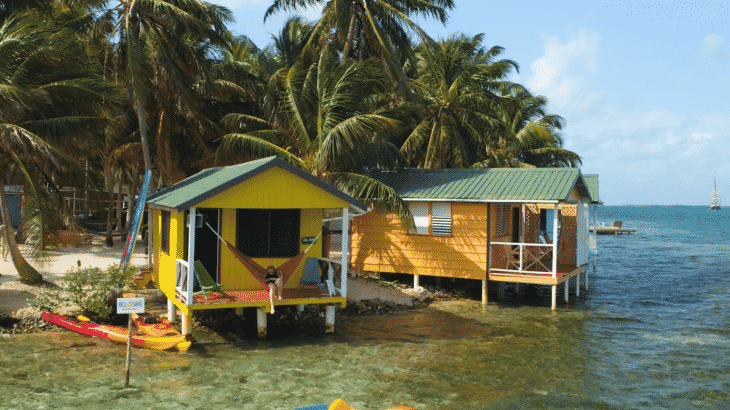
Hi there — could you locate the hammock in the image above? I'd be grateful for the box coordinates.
[205,223,320,292]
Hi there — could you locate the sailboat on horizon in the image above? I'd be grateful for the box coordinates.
[711,179,721,210]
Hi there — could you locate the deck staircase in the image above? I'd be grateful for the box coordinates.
[129,267,153,290]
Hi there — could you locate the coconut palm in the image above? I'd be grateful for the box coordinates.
[477,88,582,168]
[401,34,520,169]
[217,46,413,225]
[264,0,454,91]
[86,0,233,180]
[0,12,117,282]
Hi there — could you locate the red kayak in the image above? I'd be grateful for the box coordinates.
[42,311,191,352]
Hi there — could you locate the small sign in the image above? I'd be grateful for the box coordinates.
[301,236,317,245]
[117,298,145,314]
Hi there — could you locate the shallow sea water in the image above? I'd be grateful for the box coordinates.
[1,206,729,409]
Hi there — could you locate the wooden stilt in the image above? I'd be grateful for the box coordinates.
[564,278,569,303]
[551,285,557,310]
[167,299,177,323]
[414,274,420,288]
[514,283,519,293]
[325,304,336,333]
[257,307,267,338]
[576,273,580,297]
[482,280,488,305]
[181,312,192,336]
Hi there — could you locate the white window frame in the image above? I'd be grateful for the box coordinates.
[408,201,452,236]
[496,204,508,237]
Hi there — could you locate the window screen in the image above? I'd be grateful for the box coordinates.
[408,202,429,234]
[236,209,300,258]
[431,202,451,235]
[496,204,508,236]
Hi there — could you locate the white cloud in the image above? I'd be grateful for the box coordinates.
[702,34,726,55]
[526,30,601,115]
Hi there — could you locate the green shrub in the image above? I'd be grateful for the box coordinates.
[30,265,136,321]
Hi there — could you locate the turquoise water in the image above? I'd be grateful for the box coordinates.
[1,206,729,409]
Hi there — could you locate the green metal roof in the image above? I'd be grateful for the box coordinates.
[583,174,603,205]
[366,167,593,203]
[147,156,367,212]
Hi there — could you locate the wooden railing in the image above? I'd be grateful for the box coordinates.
[175,259,190,304]
[490,241,556,278]
[316,257,343,296]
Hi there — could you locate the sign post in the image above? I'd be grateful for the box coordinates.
[117,297,145,387]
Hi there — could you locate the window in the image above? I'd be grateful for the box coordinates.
[540,208,562,250]
[236,209,300,258]
[408,202,429,234]
[408,202,452,236]
[161,210,170,255]
[496,204,508,236]
[431,202,451,235]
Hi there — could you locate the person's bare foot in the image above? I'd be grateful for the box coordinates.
[270,307,275,314]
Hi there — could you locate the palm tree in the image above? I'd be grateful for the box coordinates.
[264,0,455,91]
[87,0,233,180]
[477,88,582,168]
[0,12,117,282]
[401,34,519,168]
[217,46,413,226]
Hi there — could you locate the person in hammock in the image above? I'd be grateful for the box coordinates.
[265,265,285,314]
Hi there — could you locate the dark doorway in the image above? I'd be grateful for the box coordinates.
[512,207,521,243]
[184,208,220,289]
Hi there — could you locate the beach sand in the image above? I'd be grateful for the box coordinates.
[0,237,149,317]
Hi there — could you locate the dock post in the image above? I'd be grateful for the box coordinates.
[564,279,569,303]
[167,299,177,323]
[551,285,557,310]
[414,274,420,288]
[325,304,336,333]
[482,280,488,305]
[181,312,192,336]
[257,307,267,338]
[576,274,580,297]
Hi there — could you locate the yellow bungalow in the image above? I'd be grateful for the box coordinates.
[350,168,602,309]
[146,157,367,336]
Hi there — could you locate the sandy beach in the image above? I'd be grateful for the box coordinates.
[0,237,149,317]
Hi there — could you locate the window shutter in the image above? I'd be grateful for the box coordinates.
[408,202,429,234]
[431,202,451,235]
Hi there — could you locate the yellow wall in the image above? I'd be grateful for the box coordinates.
[153,209,186,307]
[218,207,323,290]
[351,202,489,279]
[196,166,349,209]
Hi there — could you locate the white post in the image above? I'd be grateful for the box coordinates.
[564,278,569,303]
[257,307,267,338]
[341,207,350,298]
[552,204,559,278]
[167,299,177,323]
[186,208,196,305]
[325,304,336,333]
[482,280,487,305]
[181,312,192,336]
[576,273,581,297]
[551,285,557,310]
[414,274,420,288]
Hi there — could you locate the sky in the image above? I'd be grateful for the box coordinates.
[208,1,729,206]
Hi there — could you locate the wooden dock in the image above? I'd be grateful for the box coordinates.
[590,221,636,235]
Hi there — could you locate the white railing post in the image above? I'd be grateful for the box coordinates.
[340,207,349,298]
[187,208,196,304]
[552,204,559,278]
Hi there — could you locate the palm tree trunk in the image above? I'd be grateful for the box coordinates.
[341,1,358,63]
[0,181,43,283]
[104,165,114,247]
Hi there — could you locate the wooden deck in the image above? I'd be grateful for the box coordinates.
[185,288,347,310]
[489,264,586,285]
